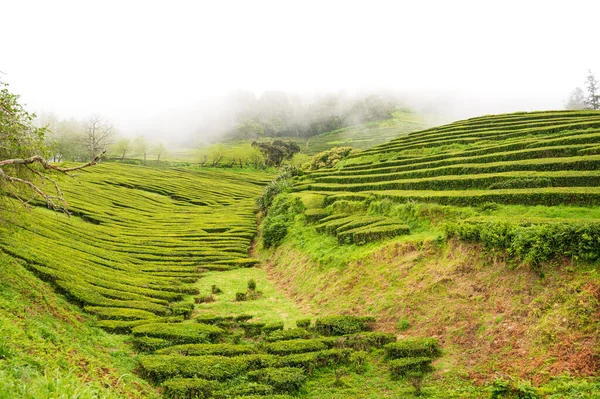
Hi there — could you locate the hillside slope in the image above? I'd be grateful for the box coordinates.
[256,110,600,395]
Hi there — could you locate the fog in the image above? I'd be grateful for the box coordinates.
[2,0,600,143]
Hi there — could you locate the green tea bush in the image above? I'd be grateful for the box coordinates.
[446,220,600,265]
[266,328,311,342]
[295,319,311,329]
[131,322,224,344]
[261,322,284,334]
[314,315,375,336]
[265,339,328,355]
[156,343,256,356]
[334,331,397,350]
[388,357,433,380]
[214,382,274,398]
[162,378,216,399]
[384,338,441,359]
[139,355,250,382]
[247,367,307,394]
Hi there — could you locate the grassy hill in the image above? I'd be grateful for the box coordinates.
[256,110,600,396]
[302,109,428,155]
[2,110,600,398]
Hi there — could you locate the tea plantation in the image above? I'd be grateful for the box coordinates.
[1,110,600,398]
[294,110,600,263]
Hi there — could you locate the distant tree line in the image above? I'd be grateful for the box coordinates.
[36,113,167,164]
[565,70,600,110]
[224,92,399,140]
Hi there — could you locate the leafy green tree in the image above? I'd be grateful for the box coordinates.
[134,135,149,164]
[251,140,301,167]
[114,138,131,161]
[152,142,167,164]
[0,79,100,212]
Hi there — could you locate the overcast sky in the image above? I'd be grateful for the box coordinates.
[2,0,600,137]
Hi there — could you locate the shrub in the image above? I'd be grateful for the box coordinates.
[131,336,171,352]
[248,279,257,291]
[262,322,284,334]
[308,147,355,170]
[242,322,266,337]
[384,338,441,359]
[388,357,433,380]
[349,351,368,373]
[195,295,215,304]
[262,216,289,248]
[314,315,375,336]
[234,291,249,302]
[139,355,249,382]
[213,382,274,398]
[247,367,307,394]
[266,328,311,342]
[265,339,328,355]
[162,378,216,399]
[295,319,311,329]
[156,343,256,356]
[334,332,397,350]
[211,285,223,294]
[490,378,540,399]
[131,322,224,344]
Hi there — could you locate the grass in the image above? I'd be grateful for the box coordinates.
[194,268,310,328]
[0,252,159,399]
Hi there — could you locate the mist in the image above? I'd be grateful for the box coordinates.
[3,0,600,147]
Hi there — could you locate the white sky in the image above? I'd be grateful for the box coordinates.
[2,0,600,137]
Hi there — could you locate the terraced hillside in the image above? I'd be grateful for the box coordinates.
[304,109,428,155]
[1,165,272,331]
[2,163,445,398]
[294,110,600,257]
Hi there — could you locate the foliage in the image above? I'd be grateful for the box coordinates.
[446,219,600,265]
[262,194,305,248]
[314,315,375,336]
[252,140,301,167]
[307,146,357,170]
[490,378,539,399]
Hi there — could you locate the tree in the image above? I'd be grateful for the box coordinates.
[152,142,167,164]
[83,115,114,160]
[114,138,131,161]
[565,87,586,110]
[134,135,149,164]
[1,79,101,213]
[251,140,301,167]
[585,70,600,110]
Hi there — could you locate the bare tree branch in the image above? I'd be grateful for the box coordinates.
[0,152,104,214]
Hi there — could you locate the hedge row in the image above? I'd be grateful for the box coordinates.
[139,354,280,383]
[156,343,257,356]
[266,328,311,342]
[328,142,595,177]
[338,132,600,173]
[314,316,375,336]
[384,338,441,359]
[312,155,600,184]
[131,322,224,344]
[265,339,328,355]
[445,218,600,265]
[337,223,411,245]
[309,171,600,193]
[247,367,307,394]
